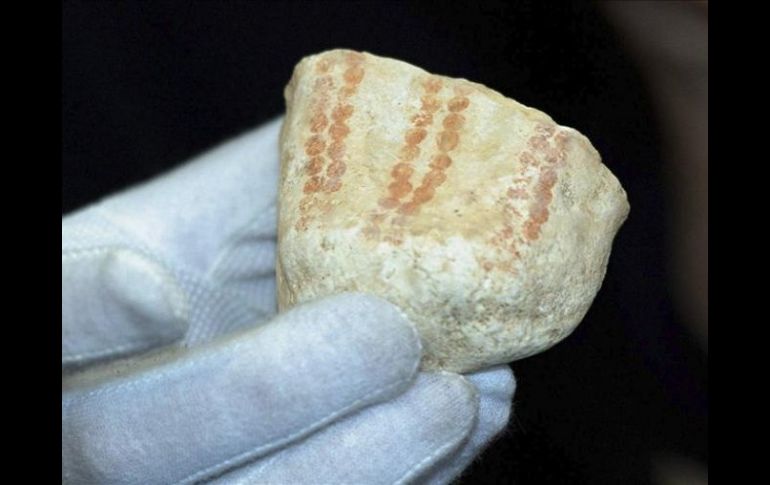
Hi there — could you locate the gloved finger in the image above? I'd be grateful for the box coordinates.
[64,116,283,277]
[62,246,188,367]
[62,294,421,485]
[212,371,478,485]
[62,226,277,366]
[417,365,516,484]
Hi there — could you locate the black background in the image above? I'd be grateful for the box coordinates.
[62,1,707,483]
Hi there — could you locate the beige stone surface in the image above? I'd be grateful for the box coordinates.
[277,49,630,373]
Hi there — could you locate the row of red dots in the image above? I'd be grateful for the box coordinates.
[302,54,364,195]
[398,94,470,215]
[379,77,443,210]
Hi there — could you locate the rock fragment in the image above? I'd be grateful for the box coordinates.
[277,49,630,373]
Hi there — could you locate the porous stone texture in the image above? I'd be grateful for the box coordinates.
[277,49,629,373]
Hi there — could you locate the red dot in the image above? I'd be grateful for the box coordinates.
[310,113,328,133]
[305,136,326,156]
[389,181,413,198]
[344,65,365,85]
[332,104,354,121]
[429,154,452,170]
[405,128,427,145]
[443,113,464,130]
[423,170,447,187]
[306,157,325,175]
[400,144,420,161]
[327,161,347,177]
[448,96,470,112]
[437,131,459,152]
[304,176,324,193]
[329,122,350,140]
[413,185,435,203]
[391,163,414,180]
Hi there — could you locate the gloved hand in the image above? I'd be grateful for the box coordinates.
[62,117,516,484]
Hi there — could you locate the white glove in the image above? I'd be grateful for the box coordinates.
[62,117,516,484]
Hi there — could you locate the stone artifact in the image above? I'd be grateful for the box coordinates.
[277,49,629,373]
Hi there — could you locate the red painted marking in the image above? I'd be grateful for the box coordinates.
[316,58,332,73]
[488,125,568,259]
[399,202,419,215]
[304,136,326,156]
[507,187,528,199]
[388,181,413,199]
[303,176,324,194]
[367,75,456,240]
[529,135,548,151]
[405,128,428,145]
[520,152,537,167]
[306,156,325,175]
[421,97,441,114]
[448,96,470,112]
[423,78,443,93]
[399,144,420,162]
[324,178,342,192]
[423,169,447,187]
[391,163,414,179]
[310,113,328,133]
[412,185,435,204]
[329,123,350,140]
[327,141,345,161]
[343,64,365,85]
[332,104,354,122]
[297,53,367,227]
[437,130,459,152]
[430,154,452,170]
[326,160,346,177]
[442,113,465,131]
